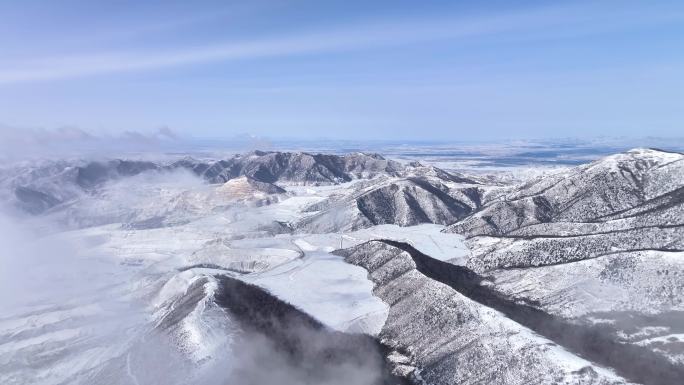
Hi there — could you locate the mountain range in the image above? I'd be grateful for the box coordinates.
[1,147,682,385]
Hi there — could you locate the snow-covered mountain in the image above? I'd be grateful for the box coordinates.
[338,240,642,384]
[2,151,405,215]
[1,148,682,385]
[447,148,683,239]
[297,176,481,232]
[174,151,406,184]
[441,148,684,371]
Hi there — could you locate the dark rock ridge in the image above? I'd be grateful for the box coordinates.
[357,177,471,226]
[338,240,684,385]
[296,176,481,232]
[75,159,159,188]
[213,275,410,385]
[174,151,405,184]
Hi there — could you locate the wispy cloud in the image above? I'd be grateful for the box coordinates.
[2,3,679,85]
[0,125,181,160]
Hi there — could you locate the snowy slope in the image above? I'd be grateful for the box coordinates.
[2,148,683,385]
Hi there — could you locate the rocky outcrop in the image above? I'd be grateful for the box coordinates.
[296,177,480,232]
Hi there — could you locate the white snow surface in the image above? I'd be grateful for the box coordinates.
[0,174,471,384]
[3,149,679,384]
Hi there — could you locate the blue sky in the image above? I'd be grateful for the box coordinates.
[0,0,682,141]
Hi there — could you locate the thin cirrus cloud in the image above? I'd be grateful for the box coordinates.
[1,3,678,85]
[0,125,181,160]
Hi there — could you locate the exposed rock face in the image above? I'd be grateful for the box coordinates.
[337,240,640,385]
[297,177,481,232]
